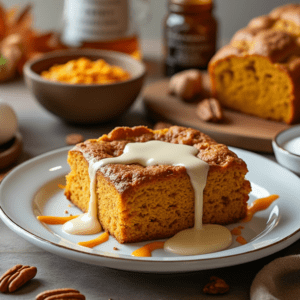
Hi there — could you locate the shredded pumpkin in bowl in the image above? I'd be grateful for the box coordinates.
[41,57,130,84]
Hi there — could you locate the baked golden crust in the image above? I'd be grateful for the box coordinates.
[209,4,300,124]
[270,4,300,24]
[77,126,242,164]
[65,126,251,243]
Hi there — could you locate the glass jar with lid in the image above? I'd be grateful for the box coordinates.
[61,0,150,60]
[163,0,218,76]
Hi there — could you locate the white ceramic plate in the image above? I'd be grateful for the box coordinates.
[0,147,300,273]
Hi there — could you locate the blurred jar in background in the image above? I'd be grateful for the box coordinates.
[61,0,150,60]
[163,0,217,76]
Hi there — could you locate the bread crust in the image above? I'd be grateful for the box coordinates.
[209,4,300,124]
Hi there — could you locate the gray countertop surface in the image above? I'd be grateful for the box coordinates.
[1,47,299,300]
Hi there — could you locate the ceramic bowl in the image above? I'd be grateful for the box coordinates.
[23,49,146,124]
[272,125,300,175]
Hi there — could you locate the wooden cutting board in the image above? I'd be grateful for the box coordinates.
[143,77,290,153]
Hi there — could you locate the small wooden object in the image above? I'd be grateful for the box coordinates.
[143,76,290,153]
[0,132,22,170]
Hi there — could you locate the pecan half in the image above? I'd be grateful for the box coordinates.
[35,288,86,300]
[203,276,229,294]
[0,264,37,293]
[196,98,223,123]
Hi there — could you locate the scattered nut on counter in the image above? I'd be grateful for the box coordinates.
[196,98,223,123]
[203,276,230,294]
[35,288,86,300]
[0,264,37,293]
[168,69,202,102]
[66,133,84,145]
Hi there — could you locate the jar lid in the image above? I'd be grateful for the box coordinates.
[169,0,213,13]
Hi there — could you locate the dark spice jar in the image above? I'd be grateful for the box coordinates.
[163,0,217,76]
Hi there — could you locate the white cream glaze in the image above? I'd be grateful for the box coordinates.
[63,155,102,235]
[282,137,300,155]
[64,140,232,256]
[63,213,102,235]
[62,170,102,234]
[164,225,232,256]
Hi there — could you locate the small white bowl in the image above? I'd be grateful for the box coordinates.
[272,125,300,175]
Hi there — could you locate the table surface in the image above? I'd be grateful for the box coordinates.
[1,45,300,300]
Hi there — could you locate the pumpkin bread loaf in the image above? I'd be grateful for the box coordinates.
[64,126,251,243]
[209,4,300,124]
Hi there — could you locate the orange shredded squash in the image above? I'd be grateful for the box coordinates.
[231,227,242,235]
[41,57,130,84]
[131,241,165,257]
[37,215,79,225]
[78,232,109,248]
[243,194,279,222]
[236,236,247,245]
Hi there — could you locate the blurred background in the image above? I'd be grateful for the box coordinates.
[1,0,295,49]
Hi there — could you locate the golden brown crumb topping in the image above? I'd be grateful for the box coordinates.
[74,126,243,167]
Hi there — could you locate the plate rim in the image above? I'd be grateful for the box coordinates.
[1,146,300,272]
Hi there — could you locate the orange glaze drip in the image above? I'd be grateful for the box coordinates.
[131,242,165,257]
[236,236,247,245]
[243,194,279,222]
[37,215,79,224]
[78,232,109,248]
